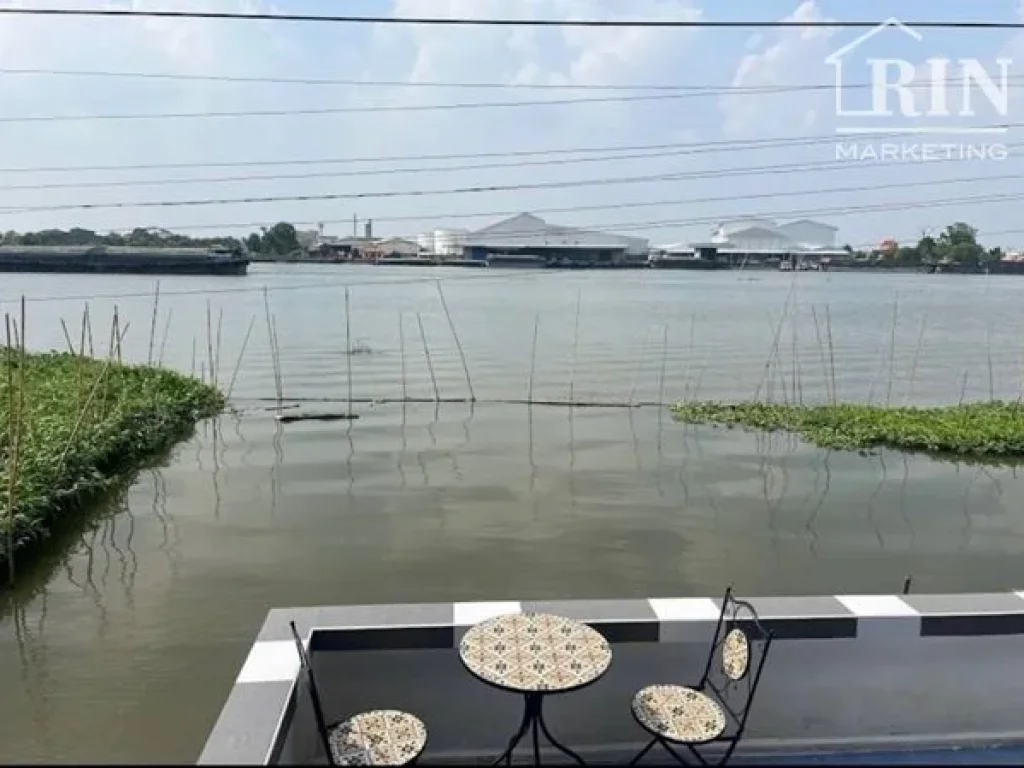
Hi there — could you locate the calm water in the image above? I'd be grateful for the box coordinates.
[3,265,1024,762]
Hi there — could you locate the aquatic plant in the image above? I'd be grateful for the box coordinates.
[0,350,224,578]
[670,401,1024,459]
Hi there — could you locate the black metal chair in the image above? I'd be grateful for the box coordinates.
[628,588,773,766]
[288,621,428,766]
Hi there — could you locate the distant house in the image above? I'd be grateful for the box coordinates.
[370,237,422,258]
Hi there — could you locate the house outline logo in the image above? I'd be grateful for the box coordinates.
[824,16,1010,135]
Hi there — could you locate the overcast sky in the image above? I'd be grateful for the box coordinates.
[0,0,1022,249]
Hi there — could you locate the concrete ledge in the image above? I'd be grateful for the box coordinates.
[197,591,1024,765]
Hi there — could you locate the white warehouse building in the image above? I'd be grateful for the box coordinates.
[461,213,649,266]
[659,218,843,261]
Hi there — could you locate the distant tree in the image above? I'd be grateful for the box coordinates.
[260,222,300,255]
[244,233,262,253]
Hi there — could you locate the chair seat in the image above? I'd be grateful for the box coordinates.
[632,685,727,745]
[328,710,427,766]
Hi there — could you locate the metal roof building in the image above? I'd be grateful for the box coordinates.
[462,214,649,264]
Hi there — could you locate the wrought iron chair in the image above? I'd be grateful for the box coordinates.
[288,621,428,766]
[628,588,773,766]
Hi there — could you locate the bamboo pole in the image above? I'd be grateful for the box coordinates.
[569,287,582,405]
[206,300,216,388]
[225,316,256,400]
[527,313,540,403]
[215,308,224,389]
[906,306,929,406]
[60,319,75,354]
[811,305,832,405]
[435,280,475,402]
[398,312,407,402]
[825,303,837,405]
[84,302,94,357]
[345,287,353,414]
[4,311,25,584]
[157,309,173,367]
[416,313,439,401]
[658,325,669,407]
[147,280,161,366]
[885,292,899,407]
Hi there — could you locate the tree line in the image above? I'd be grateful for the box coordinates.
[0,222,302,255]
[849,222,1006,267]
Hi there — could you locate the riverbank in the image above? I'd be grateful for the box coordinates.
[0,351,224,582]
[670,401,1024,460]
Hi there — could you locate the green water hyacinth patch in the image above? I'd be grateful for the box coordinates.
[0,351,224,575]
[670,401,1024,459]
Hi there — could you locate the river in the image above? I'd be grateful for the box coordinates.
[3,264,1024,762]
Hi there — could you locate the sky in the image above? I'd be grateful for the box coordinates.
[0,0,1022,250]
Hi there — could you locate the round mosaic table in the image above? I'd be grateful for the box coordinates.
[459,613,613,765]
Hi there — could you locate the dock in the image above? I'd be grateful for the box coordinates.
[0,245,250,276]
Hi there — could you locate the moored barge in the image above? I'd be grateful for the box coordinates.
[0,245,250,276]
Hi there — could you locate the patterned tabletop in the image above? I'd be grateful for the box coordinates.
[459,613,613,693]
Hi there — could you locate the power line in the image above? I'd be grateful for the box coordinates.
[5,143,1017,193]
[4,67,1017,94]
[0,127,1004,175]
[0,9,1020,28]
[0,91,790,122]
[2,165,1020,216]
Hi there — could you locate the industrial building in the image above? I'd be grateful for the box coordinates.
[460,213,649,266]
[657,218,846,265]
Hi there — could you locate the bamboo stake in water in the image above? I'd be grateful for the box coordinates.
[190,336,196,378]
[629,327,652,406]
[658,325,669,406]
[569,287,582,405]
[345,287,353,414]
[84,302,94,357]
[262,287,283,405]
[435,280,475,402]
[755,297,792,404]
[811,305,832,405]
[60,319,75,355]
[225,316,256,400]
[206,300,216,388]
[986,320,995,402]
[157,309,173,367]
[147,280,161,366]
[215,308,224,389]
[905,306,929,406]
[527,313,540,403]
[885,292,899,407]
[959,370,970,406]
[398,312,407,402]
[416,313,440,401]
[4,312,24,584]
[825,303,837,405]
[270,315,284,404]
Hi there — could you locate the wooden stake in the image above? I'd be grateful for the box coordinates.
[527,313,540,403]
[398,312,407,402]
[147,280,161,365]
[417,313,439,401]
[345,287,353,414]
[225,316,256,400]
[435,280,475,402]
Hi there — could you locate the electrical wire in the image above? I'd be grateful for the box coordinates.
[5,67,1022,94]
[2,164,1021,216]
[0,9,1020,28]
[0,126,1007,175]
[3,144,1018,193]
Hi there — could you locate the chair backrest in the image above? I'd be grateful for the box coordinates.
[698,587,773,736]
[289,621,337,766]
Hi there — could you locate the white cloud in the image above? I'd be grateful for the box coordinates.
[718,0,836,137]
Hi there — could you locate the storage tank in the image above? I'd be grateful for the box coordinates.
[434,229,468,257]
[416,232,436,253]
